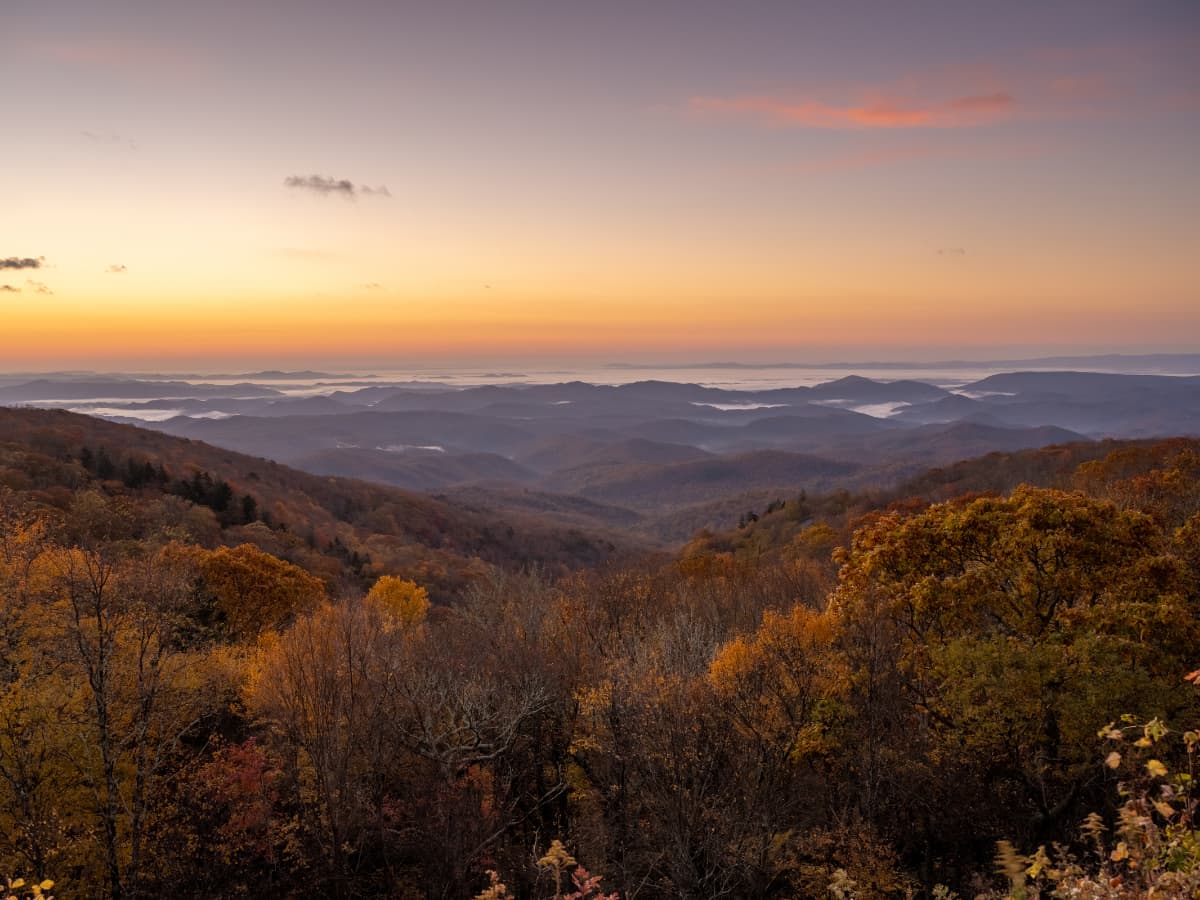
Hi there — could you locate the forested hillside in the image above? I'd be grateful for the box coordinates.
[0,412,1198,897]
[0,407,638,600]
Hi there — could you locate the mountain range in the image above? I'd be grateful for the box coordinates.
[3,368,1198,539]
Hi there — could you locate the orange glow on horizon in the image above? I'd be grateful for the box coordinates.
[4,279,1196,369]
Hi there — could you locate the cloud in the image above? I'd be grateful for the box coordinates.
[105,264,127,273]
[0,285,19,293]
[690,89,1015,130]
[35,38,202,79]
[1,257,44,270]
[83,131,137,151]
[26,280,53,296]
[285,174,354,196]
[284,174,391,199]
[687,40,1200,135]
[937,247,967,256]
[359,282,383,290]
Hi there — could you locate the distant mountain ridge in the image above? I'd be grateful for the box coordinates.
[3,368,1198,541]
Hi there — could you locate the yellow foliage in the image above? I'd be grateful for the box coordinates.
[793,522,838,557]
[200,543,327,638]
[538,838,578,871]
[708,604,845,759]
[3,877,54,900]
[473,870,513,900]
[364,575,430,629]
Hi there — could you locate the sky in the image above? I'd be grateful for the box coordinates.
[2,0,1199,370]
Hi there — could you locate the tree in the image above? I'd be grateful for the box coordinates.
[708,603,844,766]
[239,494,257,525]
[199,544,326,639]
[250,595,414,894]
[829,486,1199,872]
[364,576,429,629]
[20,543,234,898]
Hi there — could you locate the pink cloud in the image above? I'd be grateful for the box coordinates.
[687,39,1200,133]
[33,38,202,78]
[691,89,1016,129]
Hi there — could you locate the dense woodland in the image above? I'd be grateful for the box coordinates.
[1,408,1199,897]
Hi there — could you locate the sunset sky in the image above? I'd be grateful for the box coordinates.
[2,1,1198,369]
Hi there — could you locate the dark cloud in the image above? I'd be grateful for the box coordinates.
[285,174,354,196]
[106,263,128,273]
[937,247,966,256]
[1,257,44,270]
[283,174,390,199]
[26,280,54,295]
[0,285,19,293]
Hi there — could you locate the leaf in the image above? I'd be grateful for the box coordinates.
[1146,759,1168,777]
[1105,751,1122,769]
[1026,845,1052,878]
[1111,841,1129,862]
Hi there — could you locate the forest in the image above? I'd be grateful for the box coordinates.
[1,409,1199,898]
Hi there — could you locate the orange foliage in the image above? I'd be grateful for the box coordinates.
[200,544,326,638]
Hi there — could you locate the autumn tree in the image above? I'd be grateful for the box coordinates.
[199,543,326,639]
[364,575,429,629]
[0,501,61,881]
[6,542,236,898]
[830,486,1199,876]
[249,595,406,894]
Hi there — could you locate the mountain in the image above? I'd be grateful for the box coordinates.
[825,421,1087,467]
[13,371,1200,542]
[516,435,713,473]
[256,396,360,416]
[437,484,645,531]
[293,446,539,490]
[804,375,948,404]
[892,393,991,424]
[158,410,539,461]
[546,449,862,509]
[0,407,639,598]
[962,370,1200,399]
